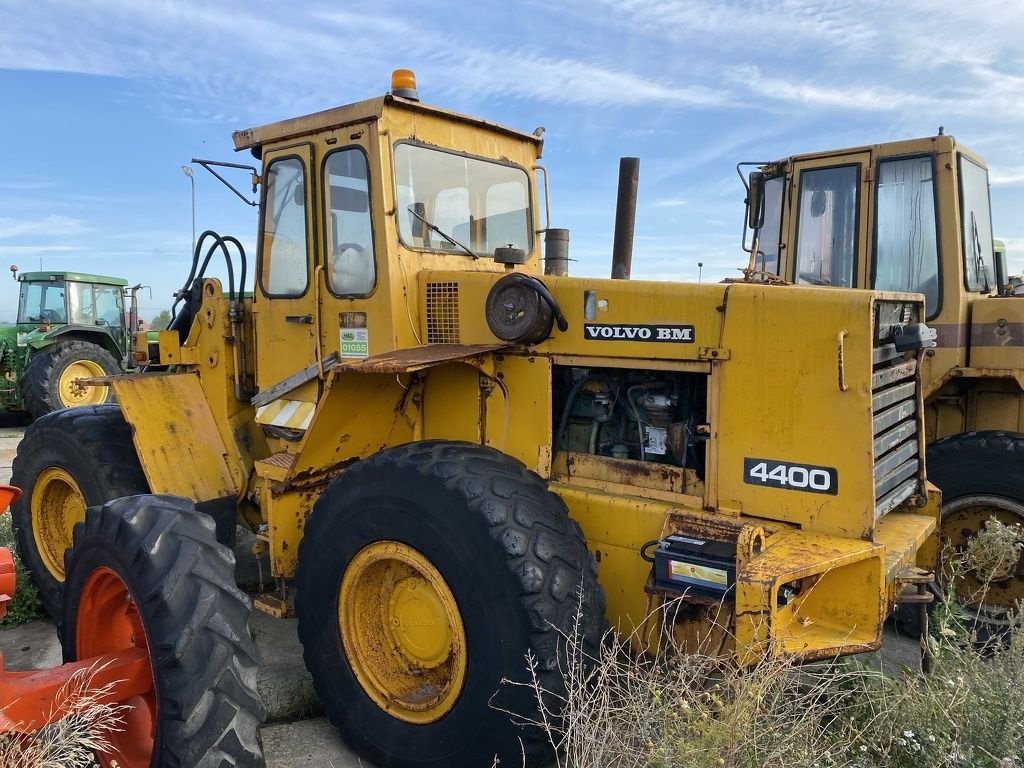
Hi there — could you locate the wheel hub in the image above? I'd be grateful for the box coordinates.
[338,541,467,724]
[31,467,87,580]
[941,494,1024,613]
[57,358,108,406]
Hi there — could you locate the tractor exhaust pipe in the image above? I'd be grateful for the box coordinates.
[611,157,639,280]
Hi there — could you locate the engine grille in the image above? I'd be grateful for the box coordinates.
[425,282,460,344]
[871,346,921,519]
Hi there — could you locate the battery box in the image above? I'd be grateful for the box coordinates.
[653,535,736,597]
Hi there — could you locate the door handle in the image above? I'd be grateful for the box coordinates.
[285,314,313,324]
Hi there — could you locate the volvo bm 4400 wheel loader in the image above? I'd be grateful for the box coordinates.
[13,70,940,768]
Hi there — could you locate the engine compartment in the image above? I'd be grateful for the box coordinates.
[552,365,708,475]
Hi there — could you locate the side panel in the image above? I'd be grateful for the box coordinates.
[111,372,236,501]
[715,285,877,537]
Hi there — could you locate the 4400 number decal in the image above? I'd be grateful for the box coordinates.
[743,458,838,495]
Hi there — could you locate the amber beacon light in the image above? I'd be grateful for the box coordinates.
[390,69,419,101]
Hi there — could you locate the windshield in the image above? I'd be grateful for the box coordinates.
[18,281,68,324]
[959,154,995,293]
[394,143,532,258]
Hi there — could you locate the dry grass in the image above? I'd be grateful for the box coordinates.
[0,663,129,768]
[504,519,1024,768]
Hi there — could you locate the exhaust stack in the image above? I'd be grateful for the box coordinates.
[611,157,639,280]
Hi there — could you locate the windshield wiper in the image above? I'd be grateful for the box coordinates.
[406,206,478,260]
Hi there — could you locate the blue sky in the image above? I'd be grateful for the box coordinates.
[1,0,1023,323]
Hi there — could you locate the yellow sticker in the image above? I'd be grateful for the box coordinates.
[669,560,728,585]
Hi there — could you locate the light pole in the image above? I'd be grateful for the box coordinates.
[698,261,703,284]
[181,165,196,257]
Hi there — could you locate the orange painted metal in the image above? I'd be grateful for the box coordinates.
[0,648,150,733]
[74,565,157,768]
[0,485,20,619]
[0,551,157,768]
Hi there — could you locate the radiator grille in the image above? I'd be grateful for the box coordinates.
[871,351,920,519]
[426,282,460,344]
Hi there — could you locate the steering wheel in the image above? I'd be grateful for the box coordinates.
[41,309,63,322]
[335,242,367,259]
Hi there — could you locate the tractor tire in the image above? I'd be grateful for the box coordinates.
[62,494,266,768]
[927,431,1024,617]
[295,441,606,768]
[10,405,148,619]
[21,339,121,420]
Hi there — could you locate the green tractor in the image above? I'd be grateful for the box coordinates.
[0,268,136,420]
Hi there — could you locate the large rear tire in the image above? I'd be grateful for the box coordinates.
[928,431,1024,616]
[10,405,148,619]
[295,441,606,768]
[21,339,121,419]
[62,494,266,768]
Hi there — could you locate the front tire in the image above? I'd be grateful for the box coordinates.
[295,441,606,768]
[21,339,121,419]
[11,405,148,618]
[928,431,1024,615]
[62,494,266,768]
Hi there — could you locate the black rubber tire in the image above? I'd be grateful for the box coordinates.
[927,431,1024,613]
[21,339,120,419]
[62,494,266,767]
[11,404,149,619]
[295,441,606,768]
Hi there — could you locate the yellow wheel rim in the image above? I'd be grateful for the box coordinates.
[339,541,467,724]
[941,494,1024,612]
[57,358,107,407]
[31,467,87,581]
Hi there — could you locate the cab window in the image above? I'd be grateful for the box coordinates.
[18,281,67,324]
[794,165,859,287]
[261,157,310,297]
[68,283,124,328]
[324,149,375,296]
[755,175,784,275]
[394,143,531,258]
[873,156,940,317]
[959,155,995,293]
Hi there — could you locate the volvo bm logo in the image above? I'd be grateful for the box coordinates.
[583,323,695,342]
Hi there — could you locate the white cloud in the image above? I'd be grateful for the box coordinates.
[991,167,1024,187]
[0,216,89,239]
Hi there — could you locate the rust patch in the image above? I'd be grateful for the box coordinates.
[333,343,509,375]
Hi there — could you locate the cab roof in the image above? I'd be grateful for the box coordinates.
[18,271,128,286]
[232,94,544,155]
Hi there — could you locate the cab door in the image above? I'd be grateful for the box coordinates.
[252,143,320,431]
[786,153,872,289]
[316,140,380,363]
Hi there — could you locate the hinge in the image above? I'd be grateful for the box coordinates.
[698,347,731,360]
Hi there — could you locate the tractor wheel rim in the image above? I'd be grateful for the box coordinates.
[338,541,467,724]
[941,494,1024,614]
[31,467,86,581]
[57,359,107,406]
[77,566,157,768]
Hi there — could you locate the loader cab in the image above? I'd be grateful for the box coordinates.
[744,134,999,440]
[233,71,545,436]
[748,135,996,323]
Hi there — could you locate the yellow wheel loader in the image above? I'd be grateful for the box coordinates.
[742,133,1024,622]
[13,70,938,768]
